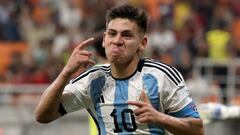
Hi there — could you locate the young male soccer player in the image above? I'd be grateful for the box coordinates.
[35,5,204,135]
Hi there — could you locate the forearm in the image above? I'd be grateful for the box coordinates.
[157,113,204,135]
[35,37,95,123]
[35,72,71,123]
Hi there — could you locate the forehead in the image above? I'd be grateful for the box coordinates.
[106,18,139,32]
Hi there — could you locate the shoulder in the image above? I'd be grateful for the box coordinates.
[143,58,184,86]
[70,64,111,84]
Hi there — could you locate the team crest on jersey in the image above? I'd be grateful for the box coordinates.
[190,103,198,112]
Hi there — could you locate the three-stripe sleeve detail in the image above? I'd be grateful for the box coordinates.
[144,59,183,86]
[70,66,110,84]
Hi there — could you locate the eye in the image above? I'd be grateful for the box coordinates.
[107,31,116,37]
[123,33,131,37]
[122,32,133,38]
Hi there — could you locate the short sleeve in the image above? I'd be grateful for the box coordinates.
[61,81,92,113]
[162,74,193,114]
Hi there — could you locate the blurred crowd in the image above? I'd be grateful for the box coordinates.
[0,0,240,84]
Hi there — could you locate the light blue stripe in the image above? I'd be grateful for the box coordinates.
[169,102,200,118]
[143,74,164,135]
[90,76,107,135]
[114,80,133,135]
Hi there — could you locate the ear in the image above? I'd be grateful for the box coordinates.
[138,36,147,52]
[102,32,106,48]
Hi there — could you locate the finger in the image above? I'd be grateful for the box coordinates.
[77,50,93,57]
[87,59,96,66]
[133,107,148,116]
[135,111,148,119]
[128,101,145,108]
[77,54,95,64]
[134,111,150,123]
[79,57,96,68]
[76,37,95,50]
[139,91,151,104]
[137,115,149,123]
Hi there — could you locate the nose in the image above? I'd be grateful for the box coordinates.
[113,35,123,46]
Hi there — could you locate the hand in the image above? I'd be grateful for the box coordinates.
[62,37,96,77]
[128,91,161,124]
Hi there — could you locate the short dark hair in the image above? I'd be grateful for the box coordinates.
[106,5,148,34]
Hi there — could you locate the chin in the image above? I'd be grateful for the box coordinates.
[109,59,121,64]
[109,57,124,65]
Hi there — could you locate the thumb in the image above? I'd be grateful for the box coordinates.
[139,90,150,104]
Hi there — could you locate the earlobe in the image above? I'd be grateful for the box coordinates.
[138,45,144,51]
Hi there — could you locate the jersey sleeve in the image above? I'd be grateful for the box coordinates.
[61,77,92,113]
[161,72,199,118]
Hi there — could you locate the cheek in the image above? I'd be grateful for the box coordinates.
[104,46,111,58]
[128,43,139,53]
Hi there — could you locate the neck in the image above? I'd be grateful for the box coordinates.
[111,56,140,79]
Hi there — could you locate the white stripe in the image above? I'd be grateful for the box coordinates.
[145,59,182,82]
[144,61,180,86]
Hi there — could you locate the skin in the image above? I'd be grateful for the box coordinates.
[35,18,204,135]
[103,18,147,79]
[128,91,204,135]
[34,38,96,123]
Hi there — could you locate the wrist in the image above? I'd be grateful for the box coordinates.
[59,70,72,80]
[156,112,167,128]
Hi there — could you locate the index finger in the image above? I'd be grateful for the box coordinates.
[76,37,95,50]
[128,101,145,108]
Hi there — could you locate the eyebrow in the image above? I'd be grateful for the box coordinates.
[107,28,134,33]
[107,28,144,37]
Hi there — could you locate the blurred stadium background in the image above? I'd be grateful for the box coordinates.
[1,0,240,135]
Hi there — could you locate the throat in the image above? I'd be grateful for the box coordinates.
[111,58,140,79]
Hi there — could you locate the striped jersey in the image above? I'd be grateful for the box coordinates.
[61,58,200,135]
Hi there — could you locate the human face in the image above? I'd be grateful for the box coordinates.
[103,18,147,65]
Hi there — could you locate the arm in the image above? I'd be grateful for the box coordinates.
[154,113,203,135]
[128,91,204,135]
[34,37,96,123]
[34,72,70,123]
